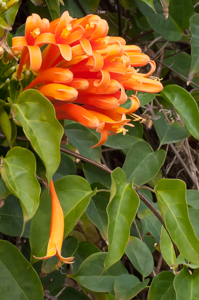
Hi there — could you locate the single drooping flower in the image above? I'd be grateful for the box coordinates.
[13,11,163,148]
[33,180,74,268]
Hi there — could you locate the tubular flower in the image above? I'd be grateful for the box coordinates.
[13,11,164,148]
[33,180,74,268]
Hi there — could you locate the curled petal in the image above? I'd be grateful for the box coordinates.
[55,11,71,40]
[25,68,73,89]
[17,46,42,78]
[39,83,78,101]
[103,43,124,60]
[123,45,141,53]
[90,127,108,149]
[58,44,72,61]
[123,76,163,93]
[94,70,110,89]
[80,37,92,55]
[107,36,126,45]
[136,60,156,78]
[86,51,104,72]
[25,14,42,37]
[66,26,85,44]
[34,33,56,46]
[12,37,27,51]
[55,103,100,129]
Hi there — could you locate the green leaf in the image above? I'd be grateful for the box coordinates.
[188,208,199,239]
[137,92,156,106]
[161,85,199,140]
[125,237,154,277]
[65,122,101,163]
[83,163,111,189]
[174,267,199,300]
[13,90,63,182]
[0,240,43,300]
[135,0,193,41]
[86,191,109,240]
[61,0,100,17]
[1,147,40,225]
[188,14,199,83]
[154,112,189,146]
[187,190,199,209]
[5,2,19,26]
[148,271,176,300]
[58,287,90,300]
[103,168,139,272]
[70,252,128,293]
[0,16,12,30]
[0,194,30,237]
[30,176,95,262]
[43,0,59,19]
[155,179,199,264]
[0,175,10,200]
[123,140,165,186]
[53,152,76,181]
[140,0,155,11]
[160,227,176,267]
[0,106,12,146]
[138,209,162,242]
[72,241,100,274]
[114,274,149,300]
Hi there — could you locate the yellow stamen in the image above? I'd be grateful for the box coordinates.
[61,24,72,39]
[30,28,40,38]
[85,22,95,30]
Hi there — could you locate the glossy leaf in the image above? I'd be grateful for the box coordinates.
[174,267,199,300]
[44,0,59,19]
[86,191,109,240]
[30,176,95,262]
[161,85,199,140]
[103,168,139,272]
[148,271,176,300]
[154,112,189,146]
[53,152,76,181]
[58,287,90,300]
[0,106,12,146]
[5,2,19,26]
[123,140,165,186]
[160,227,176,267]
[135,0,193,41]
[72,241,100,274]
[1,147,40,225]
[140,0,155,11]
[83,163,111,189]
[70,252,128,293]
[188,14,199,83]
[138,209,162,242]
[0,194,30,237]
[188,208,199,239]
[0,240,43,300]
[0,175,10,200]
[114,274,149,300]
[13,90,63,182]
[0,16,12,31]
[65,122,101,163]
[125,237,154,277]
[137,92,156,106]
[187,190,199,209]
[155,179,199,264]
[61,0,100,17]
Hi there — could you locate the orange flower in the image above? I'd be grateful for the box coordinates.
[33,180,74,268]
[13,11,163,148]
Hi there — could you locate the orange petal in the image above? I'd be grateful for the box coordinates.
[55,103,100,129]
[25,14,41,37]
[90,127,108,149]
[76,94,119,110]
[17,46,41,78]
[129,53,150,67]
[38,83,78,101]
[58,44,72,61]
[94,70,110,89]
[107,36,126,45]
[12,37,27,51]
[86,51,104,72]
[123,76,163,93]
[34,32,56,46]
[55,11,70,39]
[41,18,50,33]
[123,45,141,52]
[25,68,73,90]
[79,78,121,95]
[66,26,85,44]
[68,78,89,90]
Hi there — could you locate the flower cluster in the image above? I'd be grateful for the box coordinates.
[12,12,163,148]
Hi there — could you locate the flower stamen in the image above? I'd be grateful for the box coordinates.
[30,28,40,38]
[61,24,72,39]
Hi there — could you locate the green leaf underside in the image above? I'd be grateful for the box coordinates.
[0,240,43,300]
[13,90,63,182]
[188,14,199,82]
[160,227,176,267]
[103,168,140,272]
[1,147,40,225]
[114,274,149,300]
[30,176,95,262]
[125,236,154,277]
[155,179,199,264]
[148,271,176,300]
[70,252,128,293]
